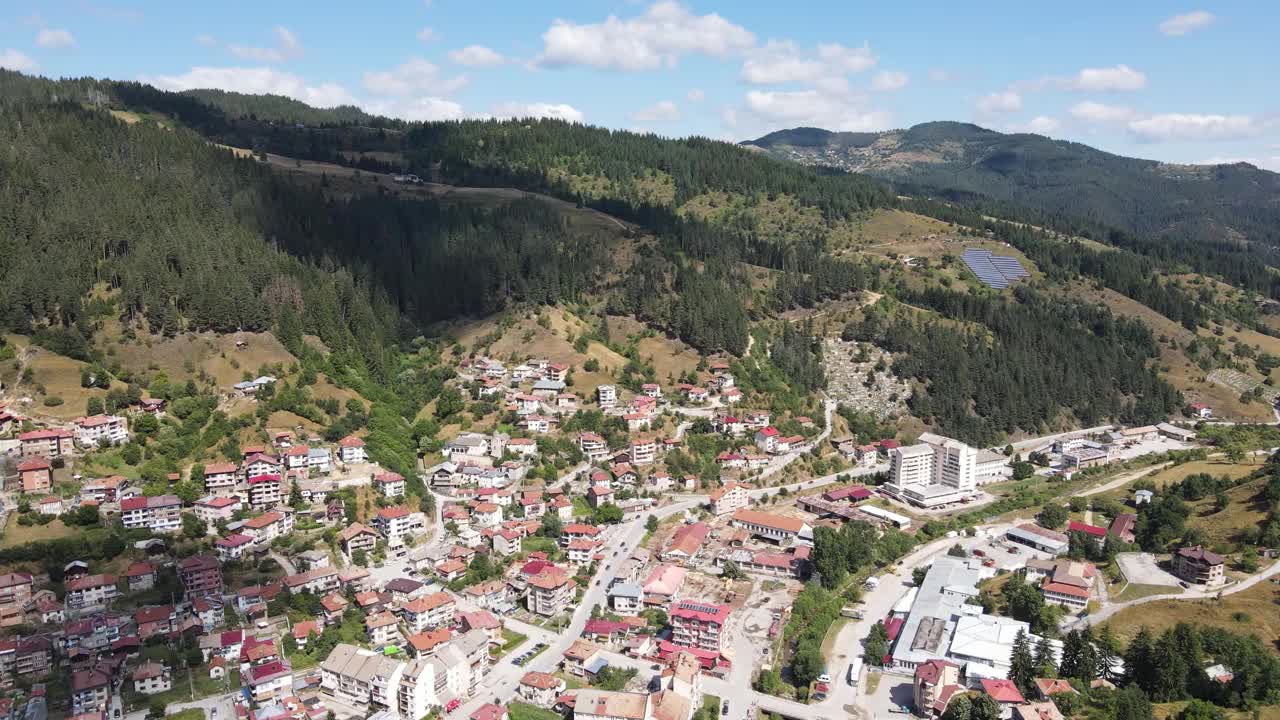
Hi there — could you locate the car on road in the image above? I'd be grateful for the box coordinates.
[446,699,462,713]
[721,702,729,715]
[818,673,831,683]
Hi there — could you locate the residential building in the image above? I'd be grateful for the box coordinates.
[247,474,283,509]
[247,660,293,703]
[730,509,813,545]
[131,662,171,696]
[402,592,456,633]
[18,428,74,458]
[338,436,367,463]
[913,660,962,717]
[338,523,380,557]
[587,485,615,508]
[374,472,406,499]
[608,583,643,616]
[195,496,241,530]
[708,482,749,516]
[1109,513,1137,544]
[372,508,422,541]
[629,436,657,466]
[73,415,128,447]
[527,572,574,617]
[65,574,118,614]
[120,495,182,534]
[578,433,610,463]
[0,574,32,628]
[16,457,53,495]
[597,385,617,408]
[366,612,401,646]
[178,555,222,598]
[670,600,730,652]
[242,511,293,545]
[518,671,566,707]
[1174,546,1225,586]
[71,670,110,715]
[573,690,649,720]
[201,462,240,498]
[215,534,254,562]
[283,567,341,595]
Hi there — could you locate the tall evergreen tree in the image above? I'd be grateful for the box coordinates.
[1009,629,1036,695]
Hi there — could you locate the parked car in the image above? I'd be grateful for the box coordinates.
[446,699,462,713]
[721,702,729,715]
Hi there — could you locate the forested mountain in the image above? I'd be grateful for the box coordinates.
[0,73,608,383]
[743,122,1280,246]
[0,70,1254,443]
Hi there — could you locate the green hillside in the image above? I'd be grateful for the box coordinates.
[744,121,1280,248]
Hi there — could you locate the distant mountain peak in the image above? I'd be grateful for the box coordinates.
[743,122,1280,245]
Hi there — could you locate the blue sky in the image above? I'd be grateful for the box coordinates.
[4,1,1278,168]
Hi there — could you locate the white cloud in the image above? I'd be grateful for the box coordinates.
[1128,113,1262,142]
[448,45,505,68]
[489,102,585,123]
[416,27,435,42]
[35,29,76,49]
[365,96,467,122]
[1069,101,1137,124]
[228,26,303,63]
[740,42,824,84]
[631,100,680,123]
[1159,11,1215,36]
[740,40,876,89]
[817,43,877,73]
[195,34,217,47]
[362,57,467,96]
[1196,155,1280,172]
[143,66,355,108]
[538,1,755,71]
[686,88,704,102]
[871,70,908,92]
[743,90,892,132]
[1069,64,1146,92]
[976,91,1022,114]
[1010,116,1059,135]
[0,49,38,72]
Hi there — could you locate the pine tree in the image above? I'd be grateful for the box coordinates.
[1034,635,1058,679]
[1096,624,1120,682]
[1010,629,1036,695]
[1124,627,1155,692]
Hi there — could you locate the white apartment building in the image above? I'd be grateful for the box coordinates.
[885,433,978,508]
[321,644,406,709]
[597,385,617,408]
[202,462,240,497]
[73,415,129,447]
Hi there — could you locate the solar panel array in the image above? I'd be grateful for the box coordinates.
[962,248,1029,289]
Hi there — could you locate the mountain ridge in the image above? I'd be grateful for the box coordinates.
[742,121,1280,246]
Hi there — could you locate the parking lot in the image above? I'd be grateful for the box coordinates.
[1116,552,1182,586]
[961,530,1058,572]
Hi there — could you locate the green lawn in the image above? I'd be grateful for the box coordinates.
[494,628,528,657]
[523,536,559,555]
[170,711,205,720]
[510,702,564,720]
[1113,583,1180,603]
[572,496,593,517]
[124,666,237,711]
